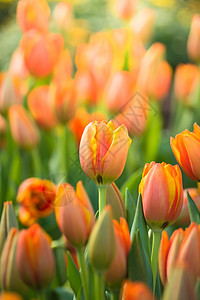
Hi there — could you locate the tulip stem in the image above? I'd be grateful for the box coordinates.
[151,230,162,295]
[98,185,107,216]
[77,247,89,300]
[95,271,105,300]
[110,289,120,300]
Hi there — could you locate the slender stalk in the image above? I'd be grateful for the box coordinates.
[38,290,46,300]
[94,271,104,300]
[110,289,120,300]
[98,185,108,216]
[77,247,89,300]
[151,230,162,294]
[197,182,200,194]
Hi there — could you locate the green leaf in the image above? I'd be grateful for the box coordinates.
[105,291,111,300]
[47,287,74,300]
[53,246,67,287]
[121,168,142,200]
[128,230,153,289]
[187,191,200,224]
[67,251,81,296]
[125,188,136,231]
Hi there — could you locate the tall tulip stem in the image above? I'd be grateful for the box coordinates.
[95,271,104,300]
[77,247,89,300]
[98,185,108,216]
[151,230,162,294]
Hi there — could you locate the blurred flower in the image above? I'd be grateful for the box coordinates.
[9,105,39,149]
[106,183,126,221]
[17,0,50,33]
[105,218,131,286]
[0,293,23,300]
[20,31,64,78]
[88,206,116,271]
[139,161,183,230]
[28,85,58,130]
[17,177,56,226]
[79,120,131,186]
[174,188,200,226]
[174,64,199,105]
[52,1,73,30]
[55,181,95,247]
[170,123,200,181]
[53,49,72,82]
[114,0,137,20]
[9,47,29,79]
[159,223,200,285]
[187,14,200,63]
[74,70,98,104]
[16,224,55,289]
[120,280,154,300]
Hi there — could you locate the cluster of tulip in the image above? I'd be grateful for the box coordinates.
[0,0,200,299]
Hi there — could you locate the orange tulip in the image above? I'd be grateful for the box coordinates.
[115,0,136,20]
[16,224,55,289]
[9,105,39,148]
[187,14,200,62]
[174,64,199,105]
[20,31,64,78]
[105,218,131,286]
[139,161,183,230]
[28,85,58,130]
[106,182,126,221]
[17,0,50,33]
[0,293,23,300]
[55,181,95,247]
[79,120,132,185]
[17,177,56,226]
[53,49,72,82]
[170,123,200,181]
[159,223,200,286]
[120,280,154,300]
[9,47,29,79]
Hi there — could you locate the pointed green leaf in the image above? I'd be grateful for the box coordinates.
[67,251,81,296]
[125,188,136,231]
[187,191,200,224]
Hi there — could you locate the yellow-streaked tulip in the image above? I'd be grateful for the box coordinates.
[139,161,183,230]
[55,181,95,247]
[187,14,200,63]
[79,120,131,186]
[170,123,200,181]
[8,105,39,149]
[16,224,55,289]
[120,280,154,300]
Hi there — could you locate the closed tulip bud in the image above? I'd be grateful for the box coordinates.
[120,280,154,300]
[106,183,126,221]
[187,14,200,63]
[53,50,72,82]
[115,0,136,20]
[9,105,39,148]
[28,85,58,130]
[88,207,116,271]
[16,224,55,289]
[139,161,183,230]
[105,218,131,286]
[0,293,23,300]
[0,228,27,293]
[55,181,95,247]
[0,201,18,256]
[170,123,200,181]
[52,2,73,30]
[79,120,131,186]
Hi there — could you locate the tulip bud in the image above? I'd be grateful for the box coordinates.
[170,123,200,181]
[53,49,72,82]
[115,0,136,20]
[139,161,183,230]
[106,183,126,221]
[120,280,154,300]
[52,2,73,30]
[0,201,18,256]
[0,293,23,300]
[88,207,116,271]
[9,47,29,79]
[55,181,95,247]
[0,228,27,293]
[187,14,200,63]
[79,120,131,186]
[16,224,55,289]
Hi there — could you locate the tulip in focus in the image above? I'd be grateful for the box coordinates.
[79,120,131,186]
[170,123,200,181]
[17,0,50,33]
[120,280,154,300]
[139,161,183,230]
[106,183,126,221]
[16,224,55,289]
[9,105,39,149]
[187,14,200,62]
[105,218,131,286]
[55,181,95,247]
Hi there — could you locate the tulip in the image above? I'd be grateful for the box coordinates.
[9,47,29,79]
[105,218,131,286]
[17,0,50,33]
[0,293,23,300]
[139,161,183,230]
[106,183,126,221]
[170,123,200,181]
[115,0,136,20]
[79,120,131,186]
[88,207,116,271]
[53,49,72,82]
[52,1,73,30]
[16,224,55,289]
[27,85,58,130]
[17,177,56,225]
[0,228,27,293]
[187,14,200,62]
[0,201,18,256]
[120,280,154,300]
[8,105,39,148]
[55,181,95,247]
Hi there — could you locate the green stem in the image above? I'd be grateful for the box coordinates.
[77,247,89,300]
[38,290,46,300]
[98,185,108,216]
[151,230,162,295]
[110,289,120,300]
[95,271,104,300]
